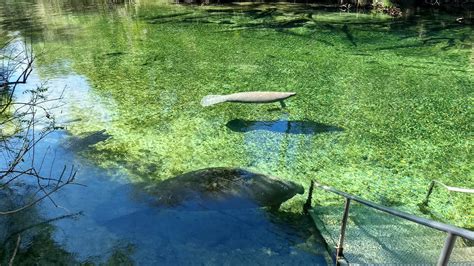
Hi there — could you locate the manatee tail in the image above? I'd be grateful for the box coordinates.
[201,95,228,107]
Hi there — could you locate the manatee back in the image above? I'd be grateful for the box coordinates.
[226,92,296,103]
[146,168,303,210]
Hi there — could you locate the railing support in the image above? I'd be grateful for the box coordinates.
[437,233,457,266]
[422,181,436,206]
[308,180,474,265]
[335,198,351,265]
[423,180,474,207]
[303,180,314,214]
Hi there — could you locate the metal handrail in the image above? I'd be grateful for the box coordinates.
[313,181,474,240]
[305,180,474,266]
[310,180,474,240]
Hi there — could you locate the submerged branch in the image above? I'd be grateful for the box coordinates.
[8,234,21,266]
[2,212,83,247]
[0,178,74,215]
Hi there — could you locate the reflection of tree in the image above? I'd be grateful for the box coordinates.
[0,179,78,264]
[0,192,135,265]
[0,36,80,264]
[0,0,45,41]
[1,38,77,216]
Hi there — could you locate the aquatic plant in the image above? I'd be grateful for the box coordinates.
[21,2,474,228]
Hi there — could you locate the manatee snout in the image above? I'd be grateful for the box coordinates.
[288,181,304,195]
[252,177,305,209]
[278,179,305,199]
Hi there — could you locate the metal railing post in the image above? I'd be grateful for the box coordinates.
[437,233,457,266]
[422,180,436,206]
[423,180,474,207]
[309,180,474,265]
[335,198,351,265]
[303,180,314,214]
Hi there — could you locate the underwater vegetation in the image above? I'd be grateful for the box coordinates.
[1,0,472,228]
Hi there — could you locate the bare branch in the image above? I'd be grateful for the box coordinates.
[8,234,21,266]
[1,38,77,216]
[2,212,83,246]
[0,176,75,215]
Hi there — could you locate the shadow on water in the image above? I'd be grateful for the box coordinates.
[138,4,471,54]
[98,207,328,264]
[147,12,195,24]
[95,169,326,263]
[342,24,357,47]
[226,119,344,135]
[61,129,112,151]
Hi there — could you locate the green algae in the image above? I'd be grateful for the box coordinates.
[8,1,473,227]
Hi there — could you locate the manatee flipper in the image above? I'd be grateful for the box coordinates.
[201,95,228,107]
[279,100,286,108]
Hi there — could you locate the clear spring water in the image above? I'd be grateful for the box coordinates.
[0,0,472,264]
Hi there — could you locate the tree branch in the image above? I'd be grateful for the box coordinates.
[8,234,21,266]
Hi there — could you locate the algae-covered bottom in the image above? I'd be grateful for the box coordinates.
[0,0,472,264]
[25,0,472,226]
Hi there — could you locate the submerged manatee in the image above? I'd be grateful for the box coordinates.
[145,168,304,210]
[201,91,296,107]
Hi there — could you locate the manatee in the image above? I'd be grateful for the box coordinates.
[144,168,304,210]
[201,91,296,108]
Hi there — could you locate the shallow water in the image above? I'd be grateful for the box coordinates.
[0,0,473,264]
[0,70,328,264]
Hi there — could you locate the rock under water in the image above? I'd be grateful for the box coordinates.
[144,168,304,210]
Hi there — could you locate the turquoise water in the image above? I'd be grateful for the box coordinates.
[0,0,473,263]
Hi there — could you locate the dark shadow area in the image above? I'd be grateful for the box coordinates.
[103,51,126,57]
[0,2,44,41]
[342,24,357,46]
[140,4,471,53]
[177,0,474,16]
[98,206,328,264]
[62,129,111,151]
[226,119,344,135]
[146,12,194,24]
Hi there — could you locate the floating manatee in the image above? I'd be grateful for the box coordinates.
[144,168,304,210]
[201,91,296,107]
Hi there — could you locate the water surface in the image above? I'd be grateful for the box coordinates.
[0,0,472,263]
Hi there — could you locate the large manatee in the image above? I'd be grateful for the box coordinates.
[144,168,304,210]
